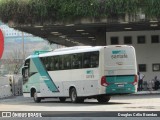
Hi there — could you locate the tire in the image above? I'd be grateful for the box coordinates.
[33,91,41,103]
[59,97,66,102]
[70,88,78,103]
[97,96,111,103]
[70,88,84,103]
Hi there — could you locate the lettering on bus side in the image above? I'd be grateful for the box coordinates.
[111,50,128,59]
[40,76,49,81]
[86,70,94,79]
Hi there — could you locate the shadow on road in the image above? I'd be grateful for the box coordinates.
[0,96,131,107]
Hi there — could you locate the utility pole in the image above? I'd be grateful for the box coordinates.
[22,32,25,61]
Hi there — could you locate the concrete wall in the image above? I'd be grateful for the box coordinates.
[106,30,160,82]
[0,75,22,98]
[0,76,12,98]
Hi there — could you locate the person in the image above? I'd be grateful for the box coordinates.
[153,76,160,90]
[138,72,145,91]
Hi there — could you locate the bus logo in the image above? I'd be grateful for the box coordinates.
[86,70,94,78]
[111,50,128,59]
[112,50,126,54]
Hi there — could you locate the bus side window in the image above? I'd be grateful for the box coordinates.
[59,56,63,70]
[90,51,99,68]
[72,54,82,69]
[64,55,71,69]
[83,52,90,68]
[47,57,52,71]
[50,57,54,71]
[54,56,59,70]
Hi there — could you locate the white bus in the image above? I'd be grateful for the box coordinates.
[22,45,137,103]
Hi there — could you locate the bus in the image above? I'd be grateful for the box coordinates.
[22,45,137,103]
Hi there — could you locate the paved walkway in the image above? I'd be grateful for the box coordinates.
[134,90,160,95]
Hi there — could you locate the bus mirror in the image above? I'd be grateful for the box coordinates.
[22,66,28,77]
[22,67,24,76]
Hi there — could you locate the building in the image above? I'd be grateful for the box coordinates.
[0,22,52,75]
[0,23,32,37]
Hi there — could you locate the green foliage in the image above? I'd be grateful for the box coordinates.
[144,0,160,18]
[0,0,159,24]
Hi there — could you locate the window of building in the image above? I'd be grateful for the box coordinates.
[151,35,159,43]
[152,64,160,71]
[138,64,146,72]
[110,37,119,45]
[124,36,132,44]
[137,36,146,44]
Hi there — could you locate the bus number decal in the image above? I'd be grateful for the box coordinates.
[86,70,94,78]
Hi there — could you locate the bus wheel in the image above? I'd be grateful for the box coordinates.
[59,97,66,102]
[33,91,41,103]
[97,96,110,103]
[70,88,78,103]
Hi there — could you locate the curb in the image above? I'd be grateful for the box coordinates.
[133,91,160,95]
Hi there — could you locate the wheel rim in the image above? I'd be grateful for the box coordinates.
[71,90,76,102]
[34,92,37,101]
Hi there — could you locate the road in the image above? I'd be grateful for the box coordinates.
[0,94,160,117]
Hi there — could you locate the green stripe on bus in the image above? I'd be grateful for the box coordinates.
[32,55,59,92]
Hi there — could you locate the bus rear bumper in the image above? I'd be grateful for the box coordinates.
[106,87,136,94]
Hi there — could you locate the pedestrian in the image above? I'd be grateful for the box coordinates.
[153,76,160,90]
[138,72,145,91]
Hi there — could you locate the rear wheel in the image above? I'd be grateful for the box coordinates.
[70,88,78,103]
[59,97,66,102]
[70,88,84,103]
[97,96,110,103]
[33,91,41,103]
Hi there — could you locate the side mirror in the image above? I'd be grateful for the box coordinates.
[22,67,25,76]
[22,66,28,77]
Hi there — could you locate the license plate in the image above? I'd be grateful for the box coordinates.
[118,84,124,87]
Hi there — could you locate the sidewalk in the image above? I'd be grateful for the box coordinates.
[134,90,160,95]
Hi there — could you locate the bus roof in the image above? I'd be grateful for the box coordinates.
[26,45,133,59]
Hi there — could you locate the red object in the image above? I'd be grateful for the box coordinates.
[0,29,4,59]
[132,75,138,85]
[101,76,109,86]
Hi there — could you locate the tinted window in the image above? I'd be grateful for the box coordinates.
[90,51,99,68]
[83,51,99,68]
[71,53,82,69]
[83,52,91,68]
[40,51,99,71]
[54,56,59,70]
[63,55,71,69]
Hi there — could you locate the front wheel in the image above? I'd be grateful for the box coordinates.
[33,91,41,103]
[97,96,111,103]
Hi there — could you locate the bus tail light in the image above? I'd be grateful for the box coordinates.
[101,76,109,87]
[132,75,138,85]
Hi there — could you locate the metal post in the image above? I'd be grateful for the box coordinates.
[22,32,25,61]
